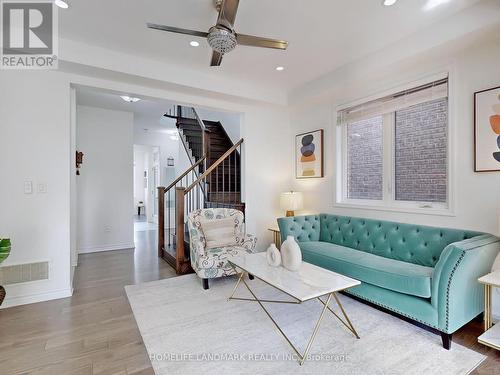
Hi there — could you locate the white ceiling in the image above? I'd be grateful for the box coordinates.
[76,86,177,134]
[60,0,484,93]
[75,85,241,136]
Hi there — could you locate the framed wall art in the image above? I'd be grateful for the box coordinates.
[474,85,500,172]
[295,129,324,179]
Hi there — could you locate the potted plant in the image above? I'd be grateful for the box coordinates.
[0,239,11,306]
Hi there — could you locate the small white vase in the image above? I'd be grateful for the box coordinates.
[281,235,302,271]
[266,244,281,267]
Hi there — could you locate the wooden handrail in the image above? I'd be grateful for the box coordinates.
[185,138,243,193]
[192,108,207,132]
[164,156,206,193]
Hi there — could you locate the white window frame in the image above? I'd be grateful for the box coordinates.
[335,72,456,217]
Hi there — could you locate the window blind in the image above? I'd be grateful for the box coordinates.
[337,77,448,126]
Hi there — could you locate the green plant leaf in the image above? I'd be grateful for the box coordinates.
[0,238,11,264]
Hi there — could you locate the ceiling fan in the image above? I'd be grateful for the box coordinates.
[147,0,288,66]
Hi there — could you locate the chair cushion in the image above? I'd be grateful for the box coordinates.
[299,241,434,298]
[200,217,238,249]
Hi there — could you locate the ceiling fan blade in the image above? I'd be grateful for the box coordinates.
[217,0,239,29]
[236,34,288,50]
[210,51,223,66]
[147,23,208,38]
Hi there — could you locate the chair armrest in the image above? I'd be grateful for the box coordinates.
[236,234,257,252]
[187,223,207,266]
[432,234,499,333]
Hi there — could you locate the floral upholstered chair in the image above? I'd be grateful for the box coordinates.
[187,208,257,289]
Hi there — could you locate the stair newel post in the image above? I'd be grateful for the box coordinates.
[233,150,238,203]
[175,187,186,274]
[158,186,165,258]
[228,149,231,204]
[203,129,210,173]
[167,189,171,246]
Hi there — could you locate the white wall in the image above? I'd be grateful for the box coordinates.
[0,71,72,307]
[76,105,135,253]
[289,36,500,317]
[0,64,291,307]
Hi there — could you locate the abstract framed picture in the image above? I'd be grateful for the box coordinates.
[295,129,324,179]
[474,85,500,172]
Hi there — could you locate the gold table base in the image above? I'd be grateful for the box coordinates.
[484,284,493,331]
[227,266,360,365]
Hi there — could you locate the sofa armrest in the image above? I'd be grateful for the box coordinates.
[236,234,257,252]
[432,234,499,333]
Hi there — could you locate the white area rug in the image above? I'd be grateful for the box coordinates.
[125,274,485,375]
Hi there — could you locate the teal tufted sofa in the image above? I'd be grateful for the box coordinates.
[278,214,500,349]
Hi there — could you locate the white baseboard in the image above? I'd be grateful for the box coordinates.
[78,243,136,254]
[0,287,73,309]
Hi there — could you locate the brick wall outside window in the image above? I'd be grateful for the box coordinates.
[347,116,383,200]
[395,98,448,203]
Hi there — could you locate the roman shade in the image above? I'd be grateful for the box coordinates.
[337,76,448,126]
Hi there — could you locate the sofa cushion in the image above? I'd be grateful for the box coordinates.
[299,241,434,298]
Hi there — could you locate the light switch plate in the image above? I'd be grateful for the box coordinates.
[24,181,33,194]
[37,183,47,193]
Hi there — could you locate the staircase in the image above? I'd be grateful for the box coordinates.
[158,105,244,274]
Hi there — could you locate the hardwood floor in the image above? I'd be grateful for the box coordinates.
[454,320,500,374]
[0,227,176,375]
[0,223,499,374]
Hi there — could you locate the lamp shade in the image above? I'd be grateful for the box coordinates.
[280,191,303,211]
[498,207,500,237]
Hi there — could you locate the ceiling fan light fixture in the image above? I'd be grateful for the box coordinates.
[207,26,237,54]
[54,0,69,9]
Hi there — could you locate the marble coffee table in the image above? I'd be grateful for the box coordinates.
[228,252,361,365]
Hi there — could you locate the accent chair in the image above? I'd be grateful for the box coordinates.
[187,208,257,289]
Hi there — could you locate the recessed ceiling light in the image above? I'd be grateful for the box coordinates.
[120,95,141,103]
[275,66,284,71]
[382,0,398,6]
[54,0,69,9]
[424,0,451,11]
[190,41,200,47]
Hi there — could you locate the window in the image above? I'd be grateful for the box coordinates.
[394,98,448,203]
[338,76,449,211]
[347,116,383,200]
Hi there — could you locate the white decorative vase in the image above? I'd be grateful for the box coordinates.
[281,235,302,271]
[266,244,281,267]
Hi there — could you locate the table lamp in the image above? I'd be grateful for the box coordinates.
[280,191,303,217]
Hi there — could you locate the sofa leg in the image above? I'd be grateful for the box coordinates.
[248,274,254,280]
[202,278,209,290]
[440,332,452,350]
